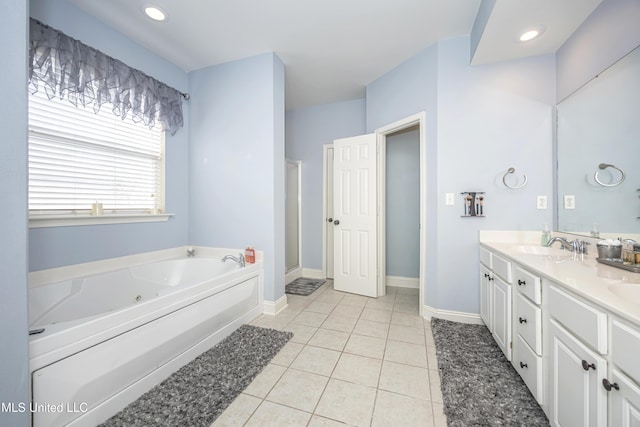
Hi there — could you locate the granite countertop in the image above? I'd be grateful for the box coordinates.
[479,230,640,326]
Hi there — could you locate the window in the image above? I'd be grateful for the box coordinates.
[28,89,166,225]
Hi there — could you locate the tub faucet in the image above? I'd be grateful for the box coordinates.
[187,247,196,257]
[222,253,245,267]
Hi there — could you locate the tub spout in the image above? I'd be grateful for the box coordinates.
[221,253,245,267]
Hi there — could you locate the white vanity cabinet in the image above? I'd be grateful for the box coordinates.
[512,264,543,404]
[479,247,512,360]
[479,236,640,427]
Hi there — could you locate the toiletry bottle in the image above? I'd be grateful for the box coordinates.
[245,247,255,264]
[590,224,600,238]
[541,223,551,246]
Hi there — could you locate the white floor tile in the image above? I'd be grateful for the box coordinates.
[283,323,318,344]
[308,328,350,351]
[321,314,358,333]
[244,401,311,427]
[379,361,431,400]
[315,379,377,427]
[332,353,382,388]
[270,341,304,367]
[292,311,329,327]
[290,345,341,376]
[266,369,328,412]
[210,393,261,427]
[388,324,426,346]
[243,363,287,398]
[372,389,434,427]
[360,308,392,324]
[352,319,389,339]
[384,340,428,368]
[343,334,387,359]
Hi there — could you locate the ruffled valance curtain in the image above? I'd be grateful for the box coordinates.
[29,18,185,136]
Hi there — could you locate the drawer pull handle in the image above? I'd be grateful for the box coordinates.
[520,362,528,369]
[602,379,619,391]
[518,279,526,286]
[518,317,527,324]
[581,360,596,371]
[488,276,494,281]
[484,273,490,278]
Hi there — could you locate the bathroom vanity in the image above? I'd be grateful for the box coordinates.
[479,231,640,427]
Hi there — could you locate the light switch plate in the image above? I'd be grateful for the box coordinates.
[445,193,455,206]
[537,196,547,209]
[564,195,576,209]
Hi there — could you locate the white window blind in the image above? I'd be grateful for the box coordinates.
[28,90,164,215]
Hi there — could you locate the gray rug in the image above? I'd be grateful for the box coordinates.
[431,318,549,426]
[285,277,326,296]
[101,324,292,427]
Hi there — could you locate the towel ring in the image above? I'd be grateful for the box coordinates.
[503,167,528,189]
[594,163,625,187]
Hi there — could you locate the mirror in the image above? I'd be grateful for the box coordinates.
[557,45,640,238]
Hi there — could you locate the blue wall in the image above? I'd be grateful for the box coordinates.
[0,1,30,424]
[29,0,190,271]
[285,99,366,269]
[188,53,286,302]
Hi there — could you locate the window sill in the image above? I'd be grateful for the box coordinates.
[29,213,174,228]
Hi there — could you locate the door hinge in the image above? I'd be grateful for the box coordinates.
[510,341,513,349]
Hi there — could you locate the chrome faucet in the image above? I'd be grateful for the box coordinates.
[221,253,245,267]
[546,236,572,250]
[546,237,590,254]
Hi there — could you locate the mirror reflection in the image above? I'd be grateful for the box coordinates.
[557,45,640,238]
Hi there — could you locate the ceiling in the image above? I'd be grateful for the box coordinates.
[67,0,603,110]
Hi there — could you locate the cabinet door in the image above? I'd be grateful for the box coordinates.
[549,319,607,427]
[610,369,640,427]
[492,276,511,361]
[480,264,492,330]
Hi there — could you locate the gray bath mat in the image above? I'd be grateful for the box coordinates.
[285,277,326,296]
[101,324,292,427]
[431,318,549,426]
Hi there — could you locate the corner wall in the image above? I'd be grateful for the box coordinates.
[0,1,30,424]
[188,53,286,302]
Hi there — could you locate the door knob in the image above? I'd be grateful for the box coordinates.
[327,218,333,223]
[333,220,340,226]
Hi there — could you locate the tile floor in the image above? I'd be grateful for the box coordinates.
[212,282,446,427]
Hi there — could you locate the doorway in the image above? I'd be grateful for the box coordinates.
[323,113,426,316]
[285,160,302,277]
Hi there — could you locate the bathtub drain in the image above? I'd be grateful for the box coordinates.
[135,295,142,302]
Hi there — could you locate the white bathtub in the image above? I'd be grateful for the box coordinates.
[28,247,264,427]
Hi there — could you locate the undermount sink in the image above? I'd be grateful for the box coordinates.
[512,245,572,257]
[608,284,640,302]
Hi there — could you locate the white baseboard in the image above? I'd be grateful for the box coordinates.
[422,304,483,325]
[301,268,324,279]
[263,294,288,316]
[386,275,419,289]
[285,267,303,284]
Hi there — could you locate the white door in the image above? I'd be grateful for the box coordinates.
[333,134,377,297]
[326,147,334,279]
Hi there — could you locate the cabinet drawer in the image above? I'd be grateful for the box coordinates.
[514,334,543,404]
[492,253,512,283]
[612,319,640,383]
[549,285,607,353]
[515,293,542,355]
[480,246,492,268]
[513,265,541,304]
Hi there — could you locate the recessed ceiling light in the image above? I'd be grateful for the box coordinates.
[144,5,167,21]
[519,25,546,42]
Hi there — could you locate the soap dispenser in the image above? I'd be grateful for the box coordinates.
[541,223,551,246]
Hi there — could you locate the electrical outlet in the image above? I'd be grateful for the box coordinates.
[564,195,576,210]
[536,195,547,210]
[445,193,455,206]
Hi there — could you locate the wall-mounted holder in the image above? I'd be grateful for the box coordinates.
[594,163,625,187]
[503,167,527,189]
[461,192,485,217]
